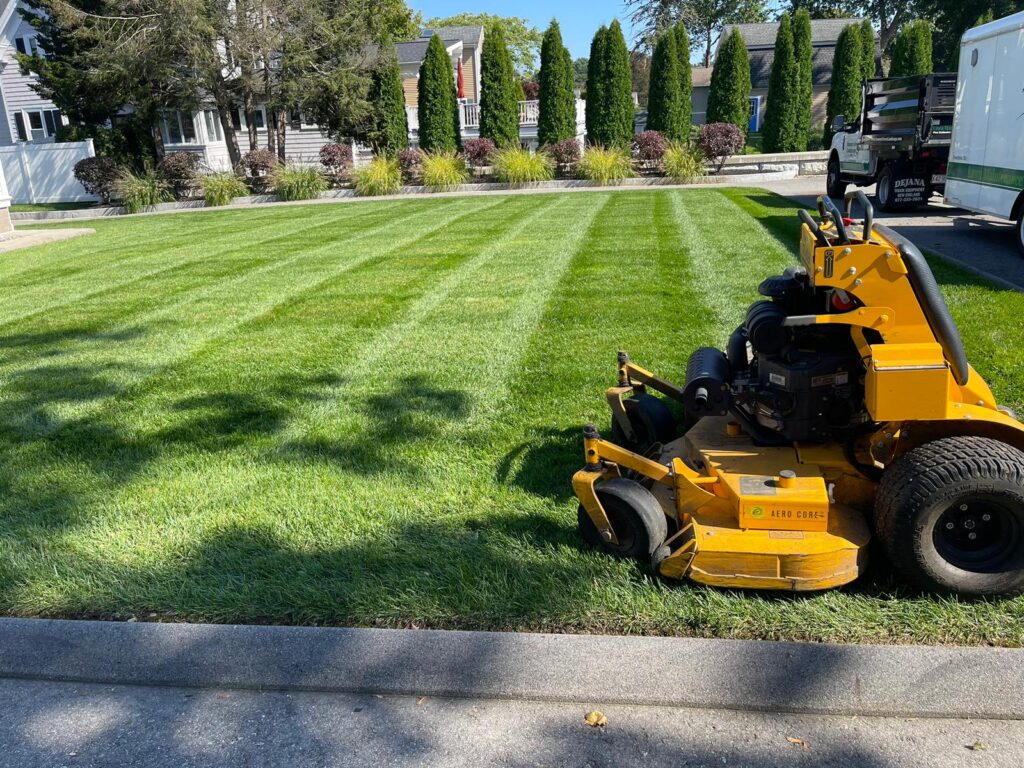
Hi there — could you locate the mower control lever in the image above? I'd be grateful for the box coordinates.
[798,209,829,246]
[819,196,851,244]
[843,190,874,242]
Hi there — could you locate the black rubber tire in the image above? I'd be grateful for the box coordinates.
[875,164,897,212]
[609,393,677,453]
[826,157,847,199]
[1016,214,1024,258]
[875,436,1024,596]
[577,477,669,563]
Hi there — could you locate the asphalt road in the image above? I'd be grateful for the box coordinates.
[762,176,1024,290]
[2,677,1021,768]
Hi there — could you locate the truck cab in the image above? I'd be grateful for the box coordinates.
[827,74,957,211]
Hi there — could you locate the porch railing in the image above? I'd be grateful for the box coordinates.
[406,101,543,133]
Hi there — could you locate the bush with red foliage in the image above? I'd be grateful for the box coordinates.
[73,156,121,203]
[397,148,424,181]
[521,79,539,100]
[462,138,496,168]
[631,131,668,164]
[544,138,581,175]
[698,122,745,172]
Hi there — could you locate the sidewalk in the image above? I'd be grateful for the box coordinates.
[1,618,1023,767]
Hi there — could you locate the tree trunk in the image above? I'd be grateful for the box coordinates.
[217,103,242,169]
[244,91,258,151]
[275,109,286,162]
[150,120,165,160]
[266,108,277,154]
[704,32,712,68]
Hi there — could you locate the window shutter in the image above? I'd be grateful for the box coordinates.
[43,110,56,135]
[14,112,27,141]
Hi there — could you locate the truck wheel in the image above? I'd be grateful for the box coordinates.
[1016,214,1024,257]
[610,393,676,453]
[577,477,668,564]
[875,164,898,212]
[826,157,846,199]
[875,437,1024,596]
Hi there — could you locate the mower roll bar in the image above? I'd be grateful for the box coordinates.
[818,196,850,244]
[798,208,829,246]
[843,189,874,242]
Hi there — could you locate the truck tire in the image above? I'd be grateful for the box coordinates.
[826,157,846,199]
[875,164,898,212]
[875,436,1024,596]
[1016,214,1024,257]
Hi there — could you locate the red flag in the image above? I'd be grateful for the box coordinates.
[456,59,465,99]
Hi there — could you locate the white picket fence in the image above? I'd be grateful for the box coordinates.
[0,140,99,204]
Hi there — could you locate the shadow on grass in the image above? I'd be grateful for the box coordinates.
[497,426,582,503]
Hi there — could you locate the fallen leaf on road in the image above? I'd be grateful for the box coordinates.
[584,710,608,728]
[786,737,810,752]
[968,742,989,751]
[416,696,428,706]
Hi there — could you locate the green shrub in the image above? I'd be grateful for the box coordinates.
[707,28,751,133]
[353,156,403,196]
[113,168,173,213]
[578,147,632,185]
[420,151,470,190]
[270,165,329,201]
[492,148,554,184]
[202,172,248,207]
[663,143,707,182]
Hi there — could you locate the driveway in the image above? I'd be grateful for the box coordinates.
[762,176,1024,291]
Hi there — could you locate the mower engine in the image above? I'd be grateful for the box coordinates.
[682,266,869,444]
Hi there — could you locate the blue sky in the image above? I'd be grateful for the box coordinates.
[409,0,634,60]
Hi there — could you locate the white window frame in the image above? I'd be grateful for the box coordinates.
[15,108,62,142]
[14,35,39,56]
[203,109,223,142]
[160,110,199,146]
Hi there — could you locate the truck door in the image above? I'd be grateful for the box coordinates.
[839,88,872,178]
[947,36,995,210]
[976,28,1024,219]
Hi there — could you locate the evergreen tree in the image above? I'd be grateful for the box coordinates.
[762,14,799,153]
[792,9,813,150]
[418,34,460,152]
[673,23,692,133]
[706,28,751,133]
[646,31,686,141]
[538,20,576,145]
[824,24,863,144]
[368,45,409,154]
[890,21,933,77]
[860,19,876,81]
[479,23,520,148]
[603,20,635,147]
[585,26,608,144]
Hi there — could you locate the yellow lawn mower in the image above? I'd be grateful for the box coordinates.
[573,191,1024,595]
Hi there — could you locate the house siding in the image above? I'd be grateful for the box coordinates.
[460,48,476,101]
[1,16,58,146]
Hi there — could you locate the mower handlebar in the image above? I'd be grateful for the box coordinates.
[843,190,874,242]
[798,208,829,246]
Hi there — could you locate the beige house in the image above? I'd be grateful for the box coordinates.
[396,26,484,107]
[693,18,871,134]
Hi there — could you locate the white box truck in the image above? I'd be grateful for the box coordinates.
[945,11,1024,255]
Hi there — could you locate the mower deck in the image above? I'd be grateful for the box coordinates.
[652,418,870,591]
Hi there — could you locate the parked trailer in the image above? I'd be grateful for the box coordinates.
[945,10,1024,255]
[827,74,957,211]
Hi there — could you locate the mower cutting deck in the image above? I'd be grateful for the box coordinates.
[574,191,1024,595]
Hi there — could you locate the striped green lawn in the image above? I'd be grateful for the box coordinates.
[3,189,1024,645]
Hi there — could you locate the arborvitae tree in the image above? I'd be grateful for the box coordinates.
[418,34,460,152]
[673,23,692,133]
[860,19,876,81]
[824,24,863,144]
[646,31,686,141]
[792,9,813,150]
[368,45,409,154]
[603,20,635,147]
[585,26,608,143]
[479,23,520,148]
[890,21,933,77]
[762,14,799,153]
[706,28,751,133]
[538,20,576,145]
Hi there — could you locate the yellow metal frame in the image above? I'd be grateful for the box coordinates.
[606,352,687,444]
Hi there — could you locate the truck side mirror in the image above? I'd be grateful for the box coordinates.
[831,115,846,133]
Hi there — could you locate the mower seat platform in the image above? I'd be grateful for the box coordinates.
[652,418,870,591]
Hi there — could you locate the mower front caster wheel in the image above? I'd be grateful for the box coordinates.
[577,477,668,567]
[610,393,677,454]
[875,436,1024,596]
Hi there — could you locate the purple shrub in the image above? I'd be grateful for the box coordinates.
[544,138,581,175]
[698,122,745,172]
[461,138,496,168]
[397,148,425,181]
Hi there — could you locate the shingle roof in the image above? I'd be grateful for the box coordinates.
[729,18,864,47]
[420,25,484,48]
[393,38,461,65]
[747,44,852,89]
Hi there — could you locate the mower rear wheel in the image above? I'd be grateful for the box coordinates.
[610,393,676,454]
[875,437,1024,595]
[577,477,668,565]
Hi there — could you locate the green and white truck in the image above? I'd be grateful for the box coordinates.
[945,10,1024,255]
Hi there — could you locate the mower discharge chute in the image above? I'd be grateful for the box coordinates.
[574,191,1024,595]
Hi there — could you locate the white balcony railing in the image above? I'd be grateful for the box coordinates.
[405,100,543,133]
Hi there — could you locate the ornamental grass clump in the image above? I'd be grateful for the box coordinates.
[201,172,248,207]
[114,168,173,213]
[270,164,329,201]
[492,148,554,184]
[354,156,403,196]
[420,151,470,190]
[662,143,707,182]
[577,146,632,185]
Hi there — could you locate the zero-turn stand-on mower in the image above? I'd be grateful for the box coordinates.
[573,191,1024,595]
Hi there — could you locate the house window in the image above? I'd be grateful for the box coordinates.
[14,108,61,141]
[161,111,198,145]
[230,107,242,131]
[252,108,265,129]
[14,35,39,56]
[204,110,223,141]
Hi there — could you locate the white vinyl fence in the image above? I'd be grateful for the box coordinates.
[0,140,99,204]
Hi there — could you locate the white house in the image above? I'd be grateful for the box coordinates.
[0,0,65,145]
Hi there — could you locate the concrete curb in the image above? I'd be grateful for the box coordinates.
[1,618,1022,719]
[11,169,797,223]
